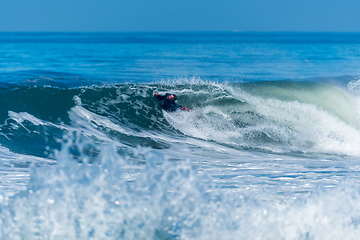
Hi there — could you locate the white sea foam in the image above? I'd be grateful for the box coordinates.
[1,138,360,239]
[164,82,360,156]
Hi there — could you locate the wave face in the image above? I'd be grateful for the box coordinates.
[1,79,360,239]
[0,80,358,158]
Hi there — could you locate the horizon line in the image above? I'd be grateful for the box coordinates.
[1,30,360,34]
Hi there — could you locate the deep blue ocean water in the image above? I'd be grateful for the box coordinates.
[1,32,360,239]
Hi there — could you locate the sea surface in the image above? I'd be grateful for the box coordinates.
[1,32,360,239]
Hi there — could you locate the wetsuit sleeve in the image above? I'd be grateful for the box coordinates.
[154,94,165,101]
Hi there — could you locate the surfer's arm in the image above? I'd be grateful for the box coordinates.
[154,92,165,101]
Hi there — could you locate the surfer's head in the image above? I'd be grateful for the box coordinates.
[168,94,177,101]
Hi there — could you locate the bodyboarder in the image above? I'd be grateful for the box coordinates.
[154,92,190,112]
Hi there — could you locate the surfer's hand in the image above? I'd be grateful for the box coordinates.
[154,92,159,96]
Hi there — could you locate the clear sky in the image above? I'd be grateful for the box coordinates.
[0,0,359,32]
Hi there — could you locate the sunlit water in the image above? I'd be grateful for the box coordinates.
[1,32,360,239]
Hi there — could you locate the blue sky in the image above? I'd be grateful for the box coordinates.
[0,0,359,32]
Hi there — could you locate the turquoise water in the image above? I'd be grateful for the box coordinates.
[1,32,360,239]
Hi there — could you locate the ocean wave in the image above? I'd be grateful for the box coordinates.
[0,80,359,158]
[0,79,360,238]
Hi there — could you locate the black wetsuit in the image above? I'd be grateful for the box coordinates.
[154,93,188,112]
